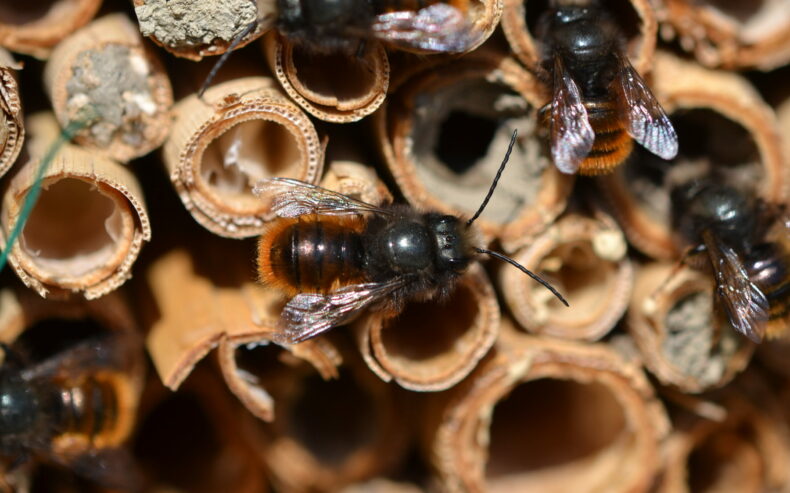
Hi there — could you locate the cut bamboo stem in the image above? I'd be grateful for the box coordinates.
[0,48,23,179]
[0,113,151,300]
[163,76,323,238]
[43,14,173,162]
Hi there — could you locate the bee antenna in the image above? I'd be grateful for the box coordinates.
[475,247,569,306]
[466,129,518,228]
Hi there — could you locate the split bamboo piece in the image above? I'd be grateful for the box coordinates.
[600,51,787,260]
[0,48,23,179]
[499,211,632,341]
[43,14,173,163]
[133,0,268,61]
[263,32,390,123]
[627,261,755,393]
[260,348,410,493]
[501,0,658,75]
[657,0,790,70]
[0,0,100,58]
[354,262,500,392]
[163,76,323,238]
[375,49,572,249]
[0,113,151,300]
[425,323,669,493]
[133,366,268,493]
[657,372,790,493]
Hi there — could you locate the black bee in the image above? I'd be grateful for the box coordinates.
[0,330,142,490]
[254,131,568,344]
[672,181,790,342]
[535,1,678,175]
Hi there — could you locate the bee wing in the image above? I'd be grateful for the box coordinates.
[370,4,481,53]
[702,231,769,343]
[615,54,678,160]
[53,448,143,492]
[254,177,392,218]
[549,55,595,174]
[275,279,409,345]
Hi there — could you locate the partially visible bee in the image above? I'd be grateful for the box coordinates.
[671,181,790,342]
[0,330,142,490]
[254,131,568,344]
[535,1,678,175]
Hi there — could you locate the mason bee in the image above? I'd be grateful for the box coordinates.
[0,329,142,490]
[255,131,568,344]
[535,1,678,175]
[672,181,790,342]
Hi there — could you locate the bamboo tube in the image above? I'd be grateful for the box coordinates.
[354,262,499,392]
[43,14,173,163]
[627,262,755,393]
[600,51,787,260]
[163,76,323,238]
[499,212,632,341]
[657,0,790,70]
[501,0,658,75]
[133,0,268,61]
[263,32,390,123]
[0,48,23,179]
[658,372,790,493]
[424,324,669,493]
[0,113,151,300]
[133,366,268,493]
[374,49,572,249]
[260,349,410,493]
[0,0,101,58]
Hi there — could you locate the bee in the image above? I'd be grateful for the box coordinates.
[671,181,790,342]
[255,131,568,344]
[0,330,142,490]
[535,1,678,175]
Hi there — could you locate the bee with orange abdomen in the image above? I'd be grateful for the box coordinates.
[0,330,142,490]
[255,131,568,344]
[671,181,790,342]
[535,1,678,175]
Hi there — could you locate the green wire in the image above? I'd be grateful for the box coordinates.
[0,117,92,273]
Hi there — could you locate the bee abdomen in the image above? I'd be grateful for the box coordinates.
[747,242,790,338]
[259,216,367,295]
[579,102,633,176]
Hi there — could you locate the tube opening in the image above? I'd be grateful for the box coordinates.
[0,0,56,26]
[234,342,302,393]
[290,45,379,106]
[202,119,301,203]
[381,283,480,364]
[486,378,628,490]
[21,177,124,278]
[687,432,760,492]
[11,317,108,364]
[435,111,500,175]
[284,371,377,467]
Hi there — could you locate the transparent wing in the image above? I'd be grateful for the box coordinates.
[615,54,678,160]
[275,279,408,345]
[371,4,481,53]
[53,448,143,492]
[702,231,769,343]
[550,55,595,174]
[254,177,392,218]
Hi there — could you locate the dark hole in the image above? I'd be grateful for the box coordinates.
[286,371,376,466]
[671,109,757,166]
[133,392,222,492]
[435,111,499,175]
[30,463,103,493]
[11,318,108,365]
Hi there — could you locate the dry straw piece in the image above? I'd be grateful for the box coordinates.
[260,349,410,493]
[0,0,100,58]
[133,0,268,61]
[501,0,658,75]
[0,48,23,179]
[499,211,633,341]
[263,32,390,123]
[627,262,755,393]
[425,326,669,493]
[375,50,572,249]
[0,113,151,300]
[43,14,173,163]
[601,51,787,260]
[163,76,323,238]
[354,262,500,392]
[657,0,790,70]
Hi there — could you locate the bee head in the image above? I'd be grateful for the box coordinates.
[427,214,475,274]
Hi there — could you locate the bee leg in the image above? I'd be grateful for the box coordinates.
[6,450,30,473]
[649,243,707,301]
[0,342,26,369]
[355,40,367,59]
